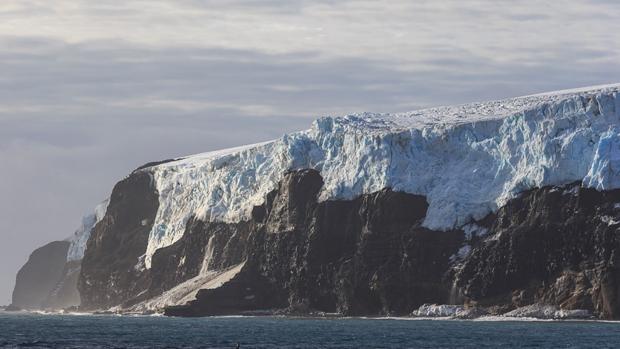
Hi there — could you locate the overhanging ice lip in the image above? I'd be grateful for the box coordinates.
[134,84,620,268]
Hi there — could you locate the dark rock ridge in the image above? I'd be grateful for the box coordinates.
[65,169,620,319]
[166,169,464,316]
[455,183,620,319]
[79,168,464,315]
[79,171,159,309]
[10,241,80,310]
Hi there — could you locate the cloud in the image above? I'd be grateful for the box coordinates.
[1,0,620,304]
[2,1,619,60]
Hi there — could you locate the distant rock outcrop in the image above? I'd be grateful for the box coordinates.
[10,241,79,310]
[10,200,108,311]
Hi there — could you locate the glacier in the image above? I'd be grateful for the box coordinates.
[133,84,620,268]
[66,199,109,262]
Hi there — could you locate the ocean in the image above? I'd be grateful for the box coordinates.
[1,311,620,348]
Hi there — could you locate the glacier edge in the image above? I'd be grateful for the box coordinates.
[132,84,620,268]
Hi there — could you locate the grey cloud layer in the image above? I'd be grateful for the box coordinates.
[1,0,619,304]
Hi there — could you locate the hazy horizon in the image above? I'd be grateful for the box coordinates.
[2,0,620,305]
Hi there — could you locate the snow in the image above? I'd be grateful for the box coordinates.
[450,245,472,264]
[129,262,245,313]
[600,215,620,226]
[130,229,246,311]
[412,304,464,317]
[66,199,109,261]
[503,304,592,319]
[461,223,489,240]
[412,303,593,319]
[583,129,620,190]
[450,223,488,263]
[134,84,620,268]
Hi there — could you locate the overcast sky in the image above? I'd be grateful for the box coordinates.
[1,0,619,305]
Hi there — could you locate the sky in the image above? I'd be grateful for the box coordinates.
[1,0,620,305]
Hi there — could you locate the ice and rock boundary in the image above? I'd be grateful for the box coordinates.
[10,83,620,320]
[142,84,620,268]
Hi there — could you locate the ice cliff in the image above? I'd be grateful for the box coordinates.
[133,84,620,268]
[66,200,109,262]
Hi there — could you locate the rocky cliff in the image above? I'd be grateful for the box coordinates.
[9,200,108,311]
[79,172,158,309]
[77,168,620,319]
[10,241,79,310]
[164,169,464,316]
[12,84,620,319]
[455,183,620,319]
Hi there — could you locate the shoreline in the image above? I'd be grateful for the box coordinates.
[2,309,619,323]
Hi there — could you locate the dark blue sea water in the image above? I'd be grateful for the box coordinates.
[2,312,620,348]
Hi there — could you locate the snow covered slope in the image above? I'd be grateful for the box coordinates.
[138,84,620,268]
[66,200,109,262]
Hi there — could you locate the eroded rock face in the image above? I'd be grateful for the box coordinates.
[148,219,252,299]
[78,171,159,309]
[168,174,620,318]
[78,170,257,310]
[43,260,82,309]
[455,183,620,319]
[11,241,76,310]
[165,169,463,316]
[77,169,620,319]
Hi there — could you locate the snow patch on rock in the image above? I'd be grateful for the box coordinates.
[412,303,593,320]
[450,246,472,264]
[461,223,489,240]
[130,262,245,313]
[412,304,464,317]
[503,304,593,319]
[600,215,620,226]
[66,199,109,262]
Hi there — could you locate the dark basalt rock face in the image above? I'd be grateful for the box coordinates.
[11,241,76,310]
[165,169,464,316]
[148,219,253,298]
[133,158,176,172]
[78,171,159,309]
[44,260,82,308]
[78,169,255,310]
[77,168,620,319]
[80,168,463,315]
[455,183,620,319]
